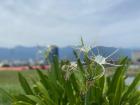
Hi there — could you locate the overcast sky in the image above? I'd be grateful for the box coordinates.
[0,0,139,48]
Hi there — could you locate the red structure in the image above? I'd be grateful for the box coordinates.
[0,65,50,71]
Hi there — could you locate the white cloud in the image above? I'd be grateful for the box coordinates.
[0,0,139,48]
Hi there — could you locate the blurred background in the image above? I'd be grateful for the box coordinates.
[0,0,139,68]
[0,1,140,104]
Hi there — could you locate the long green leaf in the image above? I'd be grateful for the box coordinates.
[18,73,33,95]
[121,73,140,103]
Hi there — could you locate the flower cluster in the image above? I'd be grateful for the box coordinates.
[76,38,121,80]
[61,63,78,80]
[61,38,121,80]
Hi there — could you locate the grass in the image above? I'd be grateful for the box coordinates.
[0,70,47,105]
[9,57,140,105]
[0,68,140,105]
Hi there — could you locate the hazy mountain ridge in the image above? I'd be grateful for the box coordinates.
[59,46,132,61]
[0,46,38,61]
[0,46,132,61]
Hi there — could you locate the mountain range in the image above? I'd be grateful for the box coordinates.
[0,46,133,61]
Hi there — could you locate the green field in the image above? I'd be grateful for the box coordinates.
[0,70,46,105]
[0,69,140,105]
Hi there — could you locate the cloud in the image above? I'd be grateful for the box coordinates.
[0,0,139,48]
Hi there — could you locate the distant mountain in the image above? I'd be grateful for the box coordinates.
[59,46,132,61]
[0,46,38,61]
[0,46,132,61]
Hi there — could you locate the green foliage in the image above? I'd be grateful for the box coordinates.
[9,56,140,105]
[18,73,33,95]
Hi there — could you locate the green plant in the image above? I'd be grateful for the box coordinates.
[2,39,140,105]
[8,55,139,105]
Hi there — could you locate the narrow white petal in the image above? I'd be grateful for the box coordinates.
[106,49,119,59]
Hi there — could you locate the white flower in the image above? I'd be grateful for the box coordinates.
[79,45,92,53]
[76,37,93,54]
[94,49,120,66]
[62,63,78,80]
[91,48,121,80]
[74,38,122,80]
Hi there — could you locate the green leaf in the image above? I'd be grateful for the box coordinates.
[113,76,124,105]
[65,80,76,105]
[35,82,56,105]
[13,101,33,105]
[14,95,36,104]
[0,88,13,100]
[108,57,128,94]
[26,95,46,105]
[18,73,33,95]
[108,58,128,104]
[121,73,140,103]
[80,37,84,46]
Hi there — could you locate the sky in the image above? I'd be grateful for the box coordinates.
[0,0,139,48]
